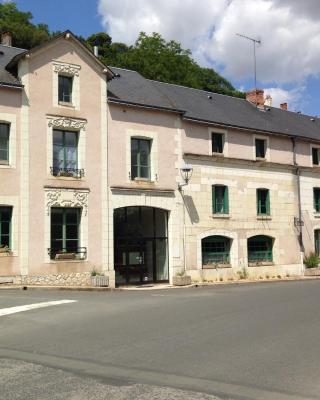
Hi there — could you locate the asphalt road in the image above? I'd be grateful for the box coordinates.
[1,281,320,400]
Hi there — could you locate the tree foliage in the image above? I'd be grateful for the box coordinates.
[0,2,49,49]
[0,2,244,98]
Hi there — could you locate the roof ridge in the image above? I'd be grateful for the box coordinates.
[0,44,26,51]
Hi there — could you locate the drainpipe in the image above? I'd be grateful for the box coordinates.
[292,137,305,273]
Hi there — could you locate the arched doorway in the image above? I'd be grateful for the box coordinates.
[114,206,169,285]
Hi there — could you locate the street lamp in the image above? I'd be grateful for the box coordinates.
[178,164,193,191]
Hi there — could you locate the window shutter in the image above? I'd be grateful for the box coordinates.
[224,186,229,214]
[266,190,270,215]
[256,190,260,214]
[212,186,216,213]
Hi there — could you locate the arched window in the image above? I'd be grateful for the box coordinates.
[247,235,273,263]
[202,236,231,265]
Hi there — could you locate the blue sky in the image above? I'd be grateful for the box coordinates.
[6,0,320,116]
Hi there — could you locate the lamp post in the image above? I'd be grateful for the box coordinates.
[178,164,193,273]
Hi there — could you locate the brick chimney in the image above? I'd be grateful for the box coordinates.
[1,32,12,47]
[246,89,265,107]
[280,103,288,111]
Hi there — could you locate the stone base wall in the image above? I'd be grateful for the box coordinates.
[19,272,93,286]
[188,263,303,283]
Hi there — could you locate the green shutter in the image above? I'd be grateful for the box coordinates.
[266,190,270,215]
[224,186,229,214]
[212,186,216,213]
[257,190,260,214]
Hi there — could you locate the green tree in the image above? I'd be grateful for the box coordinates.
[0,2,49,49]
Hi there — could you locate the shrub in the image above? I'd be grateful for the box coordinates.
[304,253,320,269]
[237,268,249,280]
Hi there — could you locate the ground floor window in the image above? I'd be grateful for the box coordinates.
[315,230,320,256]
[50,207,85,259]
[202,235,231,265]
[0,206,12,249]
[248,235,273,263]
[114,206,168,285]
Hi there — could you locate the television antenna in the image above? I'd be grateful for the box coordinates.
[236,33,261,91]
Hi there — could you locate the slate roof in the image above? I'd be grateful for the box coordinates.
[0,44,25,87]
[108,67,320,142]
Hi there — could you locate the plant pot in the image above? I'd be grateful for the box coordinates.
[91,275,109,287]
[304,267,320,276]
[172,275,192,286]
[55,252,76,260]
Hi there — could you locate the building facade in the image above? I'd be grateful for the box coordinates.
[0,31,319,287]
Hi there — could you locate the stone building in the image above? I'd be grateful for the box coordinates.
[0,31,319,287]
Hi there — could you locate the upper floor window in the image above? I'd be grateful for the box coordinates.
[314,188,320,212]
[0,206,12,250]
[255,138,266,159]
[58,75,73,104]
[131,138,151,180]
[212,185,229,214]
[52,130,83,178]
[212,132,224,154]
[312,147,320,165]
[257,188,270,215]
[0,123,9,164]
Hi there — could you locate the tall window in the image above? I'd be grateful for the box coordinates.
[58,75,73,103]
[52,130,79,176]
[315,230,320,256]
[0,123,9,164]
[255,138,266,159]
[314,188,320,212]
[248,235,273,263]
[312,148,320,165]
[212,185,229,214]
[202,236,231,265]
[0,207,12,249]
[212,132,224,154]
[131,138,151,180]
[50,208,81,259]
[257,188,270,215]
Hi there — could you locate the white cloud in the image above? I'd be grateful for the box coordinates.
[98,0,320,109]
[263,86,306,111]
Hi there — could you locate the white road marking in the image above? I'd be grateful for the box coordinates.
[0,300,77,317]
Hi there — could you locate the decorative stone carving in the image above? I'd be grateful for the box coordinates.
[53,63,80,76]
[48,116,87,131]
[45,189,89,215]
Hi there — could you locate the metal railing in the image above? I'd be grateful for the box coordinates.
[50,167,84,178]
[203,252,230,265]
[48,247,87,260]
[248,250,272,263]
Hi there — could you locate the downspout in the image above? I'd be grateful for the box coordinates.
[292,137,305,273]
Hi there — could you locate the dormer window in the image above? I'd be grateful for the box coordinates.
[312,147,320,165]
[58,75,73,104]
[212,132,224,154]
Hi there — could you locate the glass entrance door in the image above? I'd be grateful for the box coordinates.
[114,207,169,286]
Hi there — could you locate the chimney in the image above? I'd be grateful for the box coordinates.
[93,46,99,57]
[264,94,272,107]
[280,102,288,111]
[246,89,265,107]
[1,32,12,47]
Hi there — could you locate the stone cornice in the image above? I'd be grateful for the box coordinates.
[47,116,87,131]
[53,62,81,76]
[45,188,89,216]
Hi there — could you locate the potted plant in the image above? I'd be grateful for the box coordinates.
[172,271,192,286]
[91,269,109,287]
[304,253,320,276]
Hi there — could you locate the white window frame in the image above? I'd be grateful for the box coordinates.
[52,61,81,110]
[208,127,228,156]
[0,113,16,169]
[253,134,270,161]
[126,129,158,182]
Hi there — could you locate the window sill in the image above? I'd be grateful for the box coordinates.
[257,215,272,220]
[255,157,267,161]
[48,259,86,263]
[49,176,85,181]
[211,152,224,157]
[211,214,230,219]
[58,101,75,108]
[203,264,231,269]
[132,178,154,183]
[0,251,13,257]
[248,261,274,267]
[314,213,320,218]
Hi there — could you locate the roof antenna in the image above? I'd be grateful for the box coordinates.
[236,33,261,105]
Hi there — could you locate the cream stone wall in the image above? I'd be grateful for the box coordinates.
[181,156,302,280]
